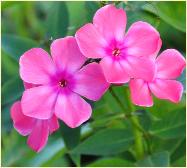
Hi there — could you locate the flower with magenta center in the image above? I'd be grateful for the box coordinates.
[19,36,109,128]
[75,4,162,84]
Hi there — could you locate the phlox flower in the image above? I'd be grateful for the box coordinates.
[19,36,109,128]
[129,49,186,106]
[75,4,161,83]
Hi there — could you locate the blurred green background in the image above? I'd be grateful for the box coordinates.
[1,1,186,167]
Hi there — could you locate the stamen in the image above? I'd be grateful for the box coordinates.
[112,48,120,56]
[59,80,67,87]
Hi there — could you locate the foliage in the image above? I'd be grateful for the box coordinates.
[1,1,186,167]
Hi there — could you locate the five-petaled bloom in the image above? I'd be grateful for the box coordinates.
[19,36,109,128]
[75,4,161,84]
[129,49,186,106]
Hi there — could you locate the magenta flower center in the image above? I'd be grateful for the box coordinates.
[112,48,120,56]
[59,79,67,87]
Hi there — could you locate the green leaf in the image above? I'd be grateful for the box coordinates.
[66,2,87,35]
[2,76,24,106]
[171,139,185,165]
[178,69,186,92]
[26,138,65,166]
[85,2,99,22]
[150,108,185,139]
[2,52,19,84]
[87,157,134,167]
[72,129,133,156]
[60,122,81,166]
[46,2,69,39]
[153,2,185,32]
[136,151,169,167]
[2,34,37,61]
[1,1,20,10]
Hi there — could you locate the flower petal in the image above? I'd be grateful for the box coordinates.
[156,49,186,79]
[20,48,55,84]
[21,85,58,119]
[27,120,49,152]
[124,21,161,57]
[23,82,39,89]
[48,115,59,134]
[100,56,130,83]
[75,23,107,58]
[55,92,92,128]
[149,79,183,103]
[10,101,35,136]
[50,37,86,73]
[73,63,109,101]
[129,79,153,107]
[93,4,127,41]
[120,56,156,81]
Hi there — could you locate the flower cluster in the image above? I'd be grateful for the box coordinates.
[11,4,186,152]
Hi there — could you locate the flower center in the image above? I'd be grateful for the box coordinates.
[112,48,120,56]
[59,79,67,87]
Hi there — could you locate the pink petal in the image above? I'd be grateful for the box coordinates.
[75,23,107,58]
[148,38,162,60]
[20,48,56,84]
[124,21,161,57]
[120,56,156,81]
[100,56,130,83]
[73,63,109,101]
[156,49,186,79]
[129,79,153,107]
[149,79,183,103]
[27,120,49,152]
[50,37,86,73]
[48,115,59,134]
[23,82,38,89]
[93,4,127,41]
[55,92,92,128]
[21,85,58,119]
[10,101,36,136]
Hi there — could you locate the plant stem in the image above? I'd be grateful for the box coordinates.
[109,86,144,159]
[125,89,144,159]
[109,87,127,112]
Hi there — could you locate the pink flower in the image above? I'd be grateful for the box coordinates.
[11,101,59,152]
[19,36,109,128]
[75,4,161,83]
[129,49,186,107]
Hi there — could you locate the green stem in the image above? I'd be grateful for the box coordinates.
[109,87,144,159]
[125,89,144,159]
[109,87,127,112]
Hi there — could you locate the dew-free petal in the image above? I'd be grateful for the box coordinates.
[125,21,161,57]
[27,120,49,152]
[11,101,35,136]
[50,37,86,73]
[75,23,107,58]
[120,56,156,81]
[21,85,58,119]
[55,92,91,128]
[149,79,183,103]
[156,49,186,79]
[93,4,127,41]
[73,63,109,101]
[100,56,130,83]
[48,115,59,134]
[20,48,55,85]
[129,79,153,107]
